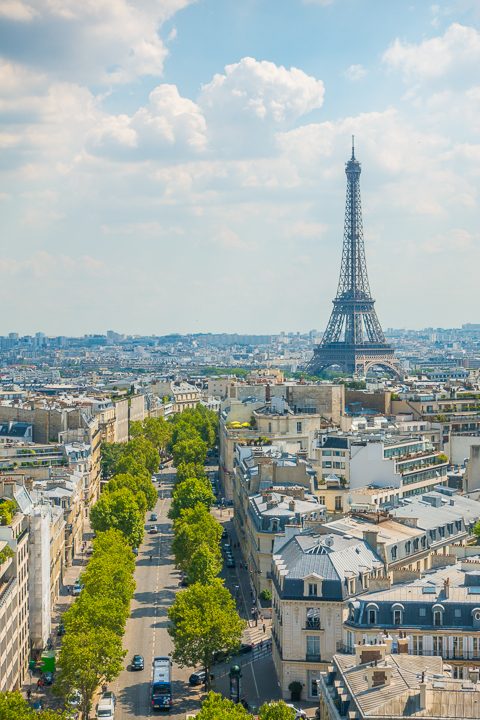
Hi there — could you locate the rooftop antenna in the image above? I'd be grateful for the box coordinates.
[352,135,355,160]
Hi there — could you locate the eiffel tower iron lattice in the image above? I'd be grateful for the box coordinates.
[309,138,404,378]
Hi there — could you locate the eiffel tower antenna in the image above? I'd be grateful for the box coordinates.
[309,141,404,378]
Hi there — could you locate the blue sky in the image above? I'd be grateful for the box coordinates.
[1,0,480,335]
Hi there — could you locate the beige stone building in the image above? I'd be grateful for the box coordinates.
[91,399,116,443]
[0,489,29,693]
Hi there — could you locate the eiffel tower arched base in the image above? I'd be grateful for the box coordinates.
[308,343,405,379]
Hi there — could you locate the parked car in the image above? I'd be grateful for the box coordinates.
[43,672,53,685]
[132,547,138,556]
[226,558,235,568]
[67,690,82,708]
[189,670,214,686]
[150,513,158,521]
[72,585,82,596]
[149,525,158,534]
[131,654,144,671]
[57,624,66,636]
[239,643,253,655]
[102,691,116,704]
[211,650,229,664]
[221,529,228,539]
[86,546,94,555]
[180,572,189,587]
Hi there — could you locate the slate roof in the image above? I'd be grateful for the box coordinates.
[0,422,31,438]
[273,532,382,601]
[332,652,480,719]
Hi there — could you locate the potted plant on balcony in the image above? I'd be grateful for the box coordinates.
[288,681,303,702]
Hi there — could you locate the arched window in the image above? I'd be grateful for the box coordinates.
[391,545,397,560]
[405,541,411,554]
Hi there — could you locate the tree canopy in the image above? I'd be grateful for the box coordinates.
[0,692,68,719]
[168,579,244,690]
[172,437,208,467]
[195,692,250,720]
[171,503,222,572]
[90,487,145,546]
[168,477,216,520]
[187,543,223,586]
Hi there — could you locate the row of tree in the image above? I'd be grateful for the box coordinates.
[164,406,244,691]
[196,693,299,720]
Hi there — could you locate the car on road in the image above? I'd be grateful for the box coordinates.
[87,546,94,555]
[286,705,307,719]
[221,529,228,539]
[226,558,235,568]
[149,525,158,534]
[67,690,82,708]
[102,691,116,704]
[132,547,138,556]
[159,464,164,470]
[97,696,115,719]
[131,654,144,671]
[189,670,214,686]
[150,513,158,521]
[238,643,253,655]
[57,624,66,636]
[72,585,82,596]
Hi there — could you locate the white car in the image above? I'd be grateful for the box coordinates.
[286,705,307,720]
[97,696,115,718]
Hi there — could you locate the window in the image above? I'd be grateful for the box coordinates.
[349,580,355,595]
[447,524,453,534]
[433,636,443,656]
[323,450,331,456]
[271,540,274,552]
[455,520,462,531]
[454,609,462,618]
[391,545,397,560]
[268,423,272,433]
[368,609,376,624]
[413,636,423,655]
[306,635,320,662]
[413,538,419,551]
[405,541,411,554]
[297,422,302,433]
[393,609,402,625]
[434,611,442,626]
[430,530,436,541]
[474,637,480,658]
[335,496,342,512]
[306,607,320,629]
[421,536,426,549]
[439,527,445,538]
[308,583,318,597]
[419,608,426,617]
[322,461,332,469]
[319,496,325,505]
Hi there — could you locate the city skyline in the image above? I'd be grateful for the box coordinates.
[1,1,480,334]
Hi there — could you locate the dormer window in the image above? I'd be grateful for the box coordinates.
[391,545,397,560]
[369,609,376,624]
[309,583,318,597]
[405,541,411,554]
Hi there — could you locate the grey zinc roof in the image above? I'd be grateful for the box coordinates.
[391,493,480,530]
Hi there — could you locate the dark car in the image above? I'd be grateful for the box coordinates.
[212,650,229,664]
[57,624,66,636]
[131,654,144,671]
[226,558,235,568]
[132,547,138,556]
[189,670,214,686]
[221,529,228,539]
[149,525,158,534]
[239,643,253,655]
[150,513,158,521]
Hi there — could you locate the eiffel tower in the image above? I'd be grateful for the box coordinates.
[309,139,404,378]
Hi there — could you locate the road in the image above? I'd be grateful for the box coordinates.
[111,468,203,720]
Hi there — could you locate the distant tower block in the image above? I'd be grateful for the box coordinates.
[309,138,404,378]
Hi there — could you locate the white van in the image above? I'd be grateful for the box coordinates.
[97,697,115,718]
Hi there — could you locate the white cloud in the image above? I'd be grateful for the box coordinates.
[0,0,198,84]
[0,1,37,20]
[211,228,248,250]
[285,221,328,238]
[383,23,480,83]
[344,64,367,81]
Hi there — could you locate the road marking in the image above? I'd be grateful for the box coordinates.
[250,660,260,698]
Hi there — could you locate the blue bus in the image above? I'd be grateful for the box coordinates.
[152,657,172,710]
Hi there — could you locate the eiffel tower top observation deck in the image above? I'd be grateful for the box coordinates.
[309,138,404,377]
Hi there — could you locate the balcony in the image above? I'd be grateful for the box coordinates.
[305,621,322,631]
[306,653,321,662]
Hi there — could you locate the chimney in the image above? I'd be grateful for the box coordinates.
[354,640,386,666]
[469,668,480,684]
[363,530,379,554]
[266,384,271,402]
[382,632,393,654]
[419,672,428,710]
[366,661,392,689]
[396,631,410,654]
[444,578,450,599]
[289,501,296,512]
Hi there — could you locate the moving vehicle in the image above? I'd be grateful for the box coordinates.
[221,529,227,539]
[152,657,172,710]
[131,654,144,670]
[226,558,235,568]
[97,696,115,718]
[149,525,159,534]
[151,513,158,521]
[238,643,253,655]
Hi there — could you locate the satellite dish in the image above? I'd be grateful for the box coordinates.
[324,534,334,547]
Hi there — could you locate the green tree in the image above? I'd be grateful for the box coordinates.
[196,692,250,720]
[0,499,17,526]
[64,592,129,638]
[100,442,124,480]
[53,626,126,720]
[90,489,145,547]
[167,579,245,690]
[168,477,216,520]
[187,543,222,585]
[473,520,480,541]
[174,461,207,488]
[82,532,136,608]
[0,692,68,719]
[121,436,159,475]
[108,472,157,512]
[258,701,296,720]
[172,437,208,467]
[141,416,171,455]
[129,420,144,438]
[172,504,222,571]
